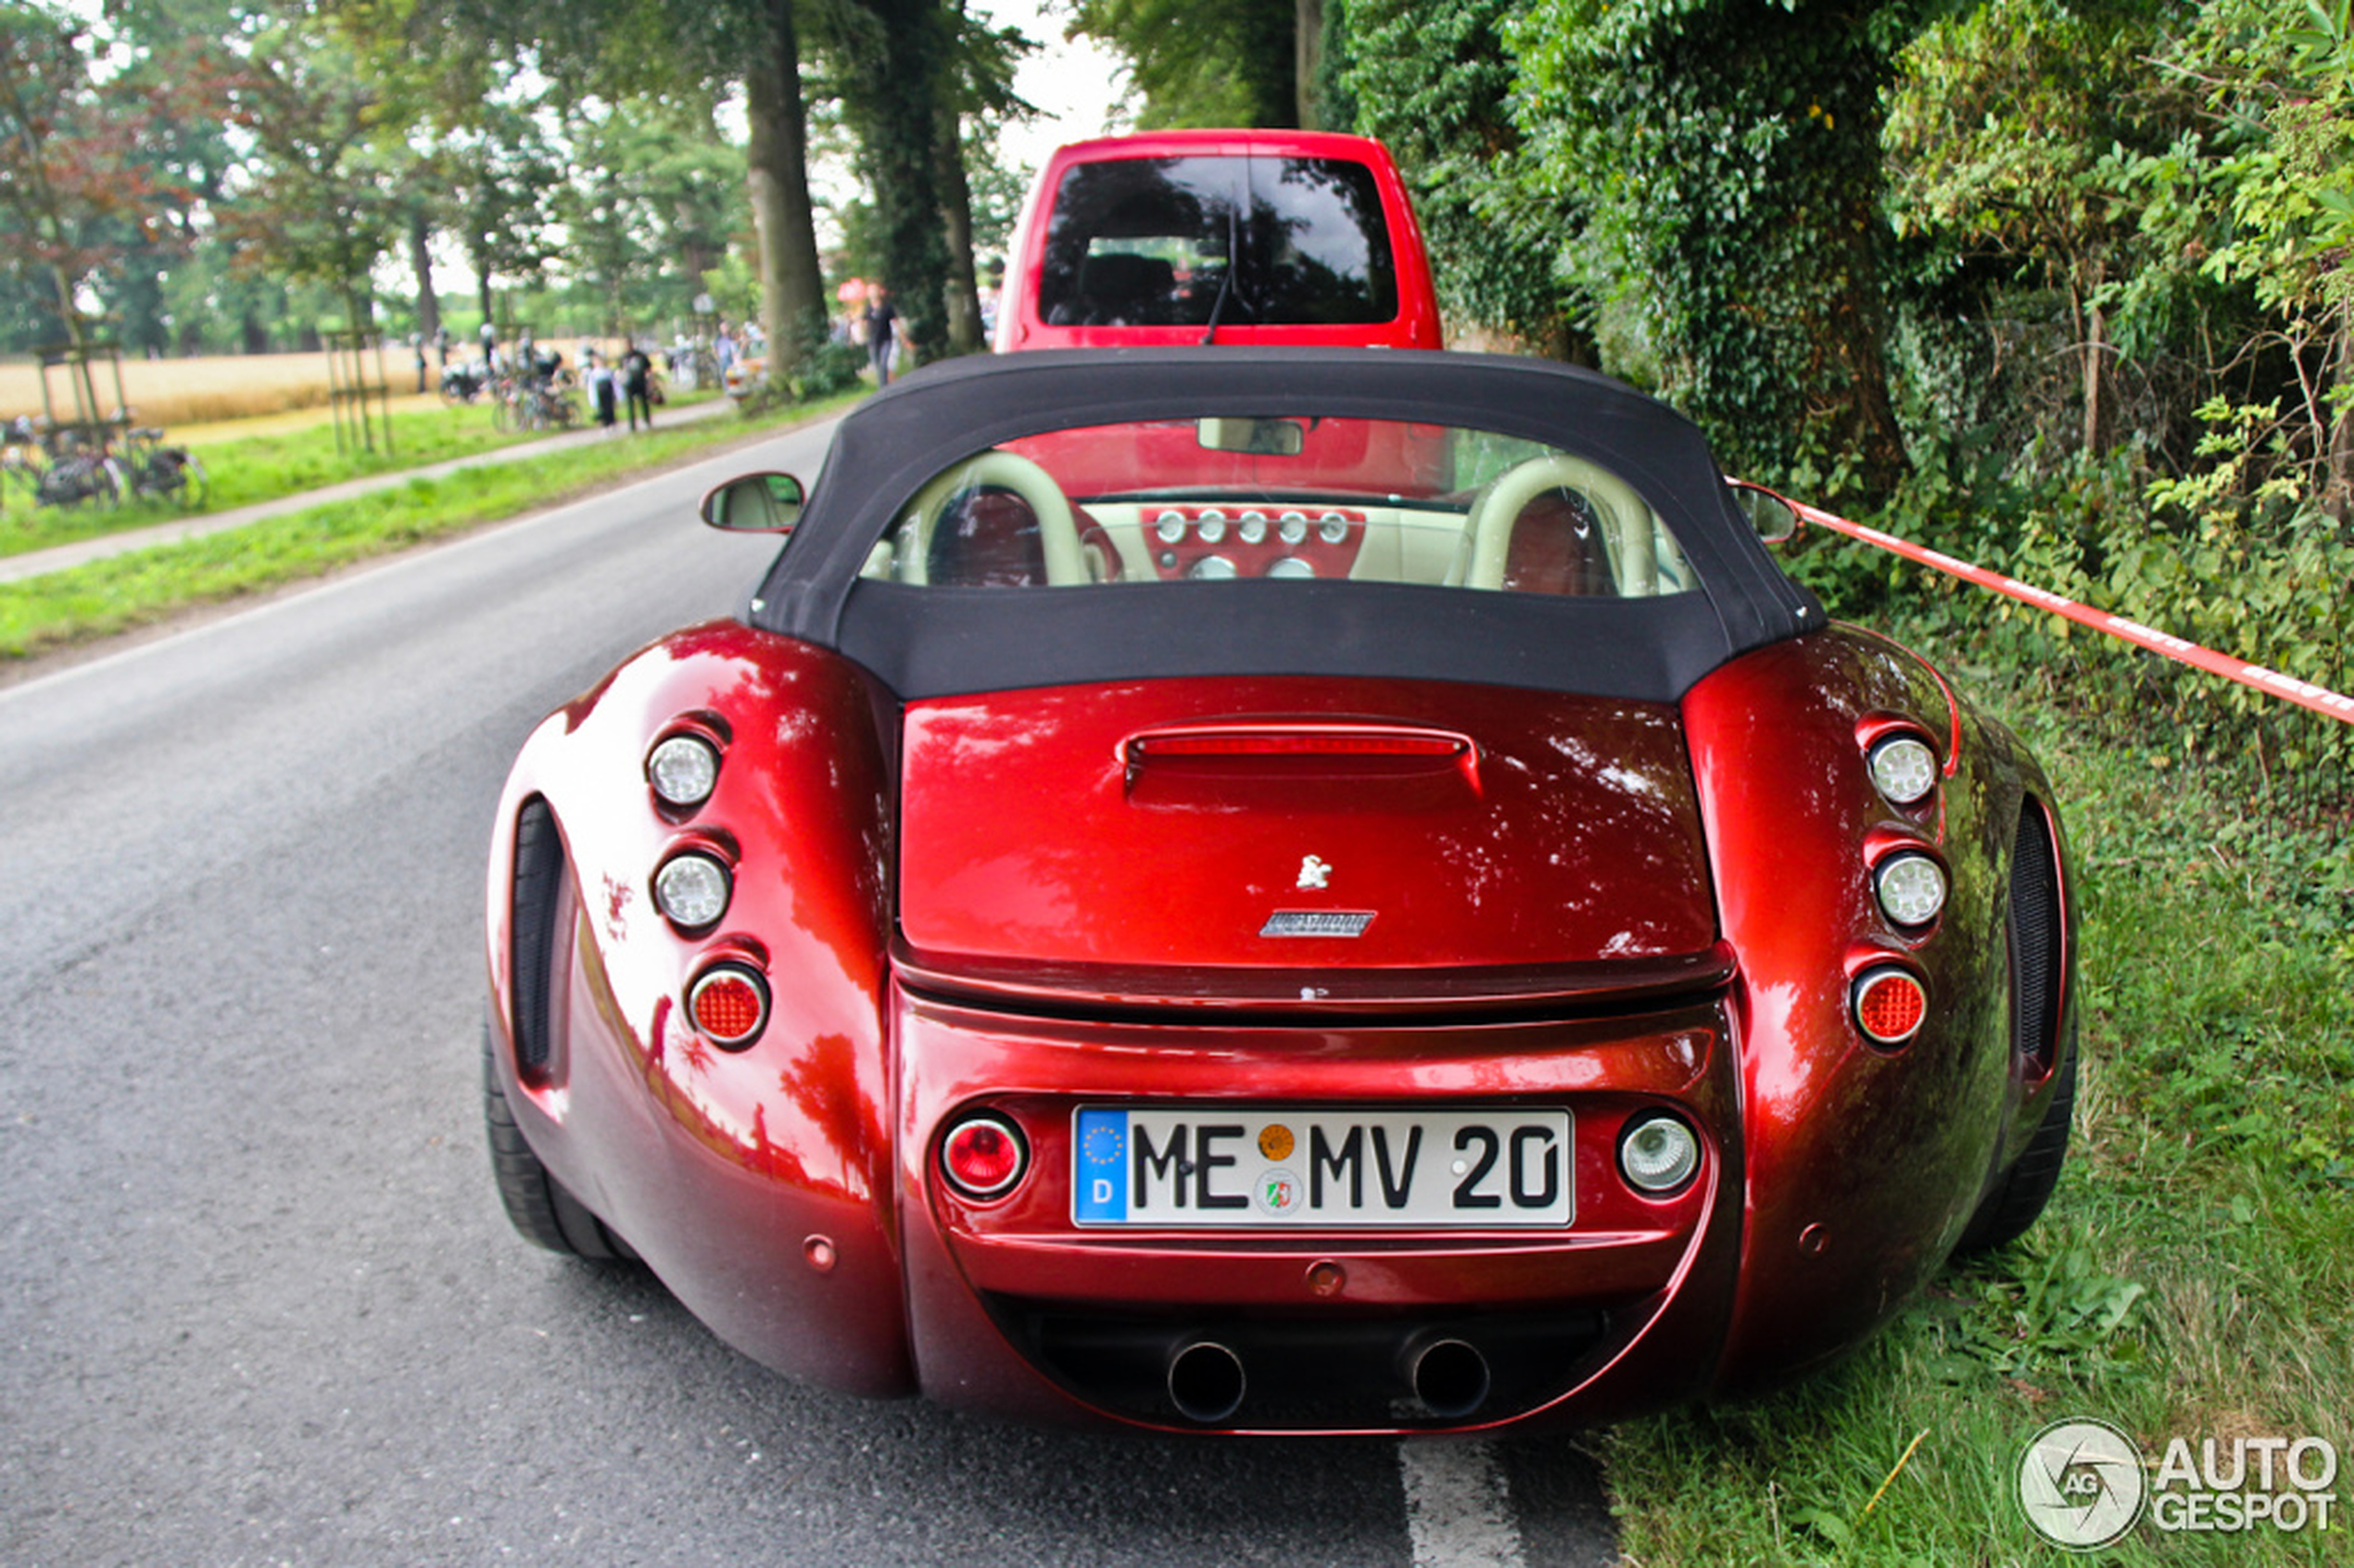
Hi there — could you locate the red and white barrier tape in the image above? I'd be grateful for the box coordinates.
[1788,500,2354,727]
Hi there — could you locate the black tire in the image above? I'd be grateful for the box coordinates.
[482,1020,633,1259]
[1955,1017,2076,1254]
[174,452,209,510]
[1956,803,2075,1254]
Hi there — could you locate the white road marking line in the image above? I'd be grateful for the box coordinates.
[1399,1437,1527,1568]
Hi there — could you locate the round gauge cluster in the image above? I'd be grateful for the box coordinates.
[1146,506,1361,579]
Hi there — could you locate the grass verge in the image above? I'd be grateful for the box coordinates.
[0,390,730,558]
[0,391,860,662]
[1600,645,2353,1564]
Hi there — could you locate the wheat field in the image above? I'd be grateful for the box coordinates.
[0,348,433,430]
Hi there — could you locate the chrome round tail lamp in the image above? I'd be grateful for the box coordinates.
[1872,851,1948,929]
[1617,1112,1701,1195]
[688,964,769,1049]
[940,1113,1030,1201]
[1852,966,1929,1047]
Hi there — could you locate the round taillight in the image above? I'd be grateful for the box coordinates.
[941,1113,1029,1200]
[1867,735,1937,806]
[1853,967,1929,1046]
[1873,851,1948,928]
[648,733,721,807]
[1617,1112,1701,1195]
[689,965,767,1047]
[653,851,731,929]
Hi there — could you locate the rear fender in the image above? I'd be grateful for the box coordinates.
[1684,626,2031,1391]
[484,622,911,1395]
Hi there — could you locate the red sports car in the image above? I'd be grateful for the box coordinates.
[483,348,2076,1435]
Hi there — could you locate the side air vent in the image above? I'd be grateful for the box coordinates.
[2008,802,2064,1072]
[509,797,566,1085]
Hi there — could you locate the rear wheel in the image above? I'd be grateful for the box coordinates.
[1957,803,2073,1254]
[1956,1017,2076,1253]
[481,1021,633,1259]
[172,452,209,510]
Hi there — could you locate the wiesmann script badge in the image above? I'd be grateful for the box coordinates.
[1261,911,1374,938]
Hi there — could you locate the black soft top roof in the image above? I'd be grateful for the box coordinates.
[747,348,1823,702]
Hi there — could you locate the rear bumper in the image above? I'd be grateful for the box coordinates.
[892,980,1745,1434]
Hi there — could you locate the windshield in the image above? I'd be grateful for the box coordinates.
[1036,156,1399,328]
[860,416,1694,598]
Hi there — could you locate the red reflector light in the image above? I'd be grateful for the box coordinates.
[1853,967,1928,1046]
[942,1113,1029,1200]
[688,965,767,1047]
[1129,727,1468,760]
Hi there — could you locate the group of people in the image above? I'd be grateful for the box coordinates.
[428,322,664,432]
[418,279,932,419]
[580,341,661,433]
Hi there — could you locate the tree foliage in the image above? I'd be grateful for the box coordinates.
[0,3,202,349]
[1340,0,1583,357]
[214,13,408,331]
[1886,0,2196,460]
[2130,0,2354,513]
[1504,0,1919,496]
[1070,0,1297,127]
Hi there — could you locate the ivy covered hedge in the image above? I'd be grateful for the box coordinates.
[1327,0,2354,800]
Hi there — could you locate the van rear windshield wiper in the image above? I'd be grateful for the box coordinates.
[1199,199,1239,346]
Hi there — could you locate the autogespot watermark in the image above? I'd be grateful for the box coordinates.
[2018,1418,2340,1549]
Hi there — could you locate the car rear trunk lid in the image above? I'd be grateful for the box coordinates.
[897,677,1719,1005]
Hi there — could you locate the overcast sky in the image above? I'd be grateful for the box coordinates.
[974,0,1126,174]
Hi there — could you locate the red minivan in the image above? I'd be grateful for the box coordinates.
[994,129,1442,353]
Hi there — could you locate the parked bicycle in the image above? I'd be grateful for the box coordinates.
[18,424,125,510]
[2,415,42,499]
[115,425,209,509]
[492,373,582,434]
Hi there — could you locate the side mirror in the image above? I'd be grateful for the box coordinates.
[1727,481,1801,545]
[700,471,804,534]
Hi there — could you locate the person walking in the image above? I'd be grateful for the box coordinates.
[587,350,618,433]
[863,285,899,387]
[622,341,655,431]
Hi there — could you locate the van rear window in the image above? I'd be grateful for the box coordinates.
[1038,156,1398,329]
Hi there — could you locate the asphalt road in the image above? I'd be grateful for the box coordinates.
[0,419,1614,1566]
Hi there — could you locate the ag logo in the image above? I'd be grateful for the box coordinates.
[2019,1419,2145,1549]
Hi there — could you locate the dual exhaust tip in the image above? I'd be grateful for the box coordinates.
[1164,1334,1492,1425]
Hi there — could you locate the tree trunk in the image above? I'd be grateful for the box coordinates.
[936,110,983,354]
[1296,0,1324,130]
[743,0,827,376]
[473,237,494,336]
[850,0,953,363]
[2082,295,2107,460]
[409,210,441,343]
[2328,326,2352,521]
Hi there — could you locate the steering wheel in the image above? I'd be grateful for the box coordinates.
[895,449,1086,586]
[1459,454,1658,596]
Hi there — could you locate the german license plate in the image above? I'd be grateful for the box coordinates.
[1071,1106,1572,1227]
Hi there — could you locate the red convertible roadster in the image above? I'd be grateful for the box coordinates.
[484,348,2075,1434]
